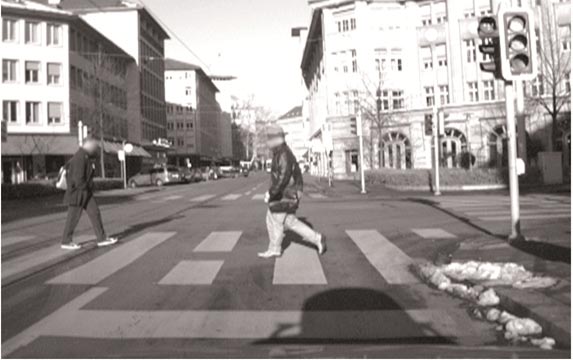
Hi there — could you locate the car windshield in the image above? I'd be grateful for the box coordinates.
[166,166,179,172]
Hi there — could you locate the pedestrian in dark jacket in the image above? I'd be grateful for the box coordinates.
[61,137,118,250]
[258,125,326,258]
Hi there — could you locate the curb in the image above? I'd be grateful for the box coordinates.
[385,184,508,192]
[495,288,571,349]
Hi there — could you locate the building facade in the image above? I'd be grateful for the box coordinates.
[301,0,571,178]
[276,105,310,162]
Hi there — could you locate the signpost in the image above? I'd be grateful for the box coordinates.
[357,109,366,194]
[119,143,133,189]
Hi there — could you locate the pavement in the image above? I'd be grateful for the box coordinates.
[1,173,570,358]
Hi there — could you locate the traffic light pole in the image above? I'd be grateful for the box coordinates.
[432,105,441,196]
[357,109,366,194]
[504,81,523,241]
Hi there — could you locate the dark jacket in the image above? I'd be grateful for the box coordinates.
[63,148,95,207]
[268,143,303,213]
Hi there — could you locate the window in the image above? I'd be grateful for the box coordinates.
[351,50,357,72]
[560,25,571,52]
[25,101,40,124]
[382,90,390,110]
[422,18,432,26]
[185,87,192,96]
[483,80,496,101]
[350,18,356,30]
[352,90,360,114]
[25,21,39,44]
[390,54,403,71]
[464,11,476,18]
[437,57,448,67]
[47,24,61,46]
[425,86,434,107]
[465,39,477,63]
[3,101,18,123]
[436,14,447,24]
[25,61,40,83]
[47,63,61,85]
[47,102,62,124]
[2,59,17,82]
[531,75,544,96]
[375,49,387,72]
[467,81,479,102]
[335,92,341,114]
[423,58,433,70]
[392,91,404,109]
[565,72,571,93]
[439,85,450,105]
[3,19,16,42]
[186,122,193,129]
[337,17,356,33]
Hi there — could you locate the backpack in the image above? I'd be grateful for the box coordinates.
[55,164,68,190]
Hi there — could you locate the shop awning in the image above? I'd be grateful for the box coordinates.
[1,134,78,156]
[102,140,151,158]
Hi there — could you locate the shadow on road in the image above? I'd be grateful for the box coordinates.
[281,217,317,252]
[254,287,453,346]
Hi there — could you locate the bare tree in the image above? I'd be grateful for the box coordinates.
[528,6,571,151]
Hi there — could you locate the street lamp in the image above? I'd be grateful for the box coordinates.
[424,28,441,196]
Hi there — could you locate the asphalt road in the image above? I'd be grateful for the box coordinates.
[1,173,570,358]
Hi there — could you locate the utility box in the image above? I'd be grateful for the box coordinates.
[538,152,563,184]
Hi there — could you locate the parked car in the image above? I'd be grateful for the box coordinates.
[178,167,203,183]
[128,166,184,188]
[219,165,241,178]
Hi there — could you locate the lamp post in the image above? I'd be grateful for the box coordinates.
[425,28,441,196]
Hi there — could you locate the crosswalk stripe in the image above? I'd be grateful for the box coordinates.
[163,195,182,201]
[479,213,571,221]
[307,193,326,199]
[190,194,215,202]
[46,232,176,285]
[194,231,242,252]
[0,286,486,357]
[2,234,96,281]
[273,242,327,285]
[252,194,265,200]
[221,194,242,201]
[346,230,419,284]
[412,228,456,239]
[158,260,224,285]
[2,235,36,247]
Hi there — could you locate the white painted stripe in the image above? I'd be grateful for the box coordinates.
[194,231,242,252]
[47,232,176,285]
[163,195,182,201]
[2,234,96,281]
[346,230,419,284]
[252,194,265,200]
[2,235,36,247]
[308,193,326,199]
[159,260,224,285]
[221,194,242,201]
[465,208,570,216]
[190,194,215,202]
[1,286,485,358]
[273,242,327,285]
[412,228,457,239]
[245,191,252,196]
[479,213,571,221]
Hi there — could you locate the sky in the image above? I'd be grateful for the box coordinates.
[141,0,312,117]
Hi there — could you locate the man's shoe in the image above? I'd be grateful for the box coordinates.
[61,243,82,250]
[317,234,327,255]
[97,237,119,247]
[257,250,281,258]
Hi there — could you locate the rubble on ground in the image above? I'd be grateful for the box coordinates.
[412,261,557,350]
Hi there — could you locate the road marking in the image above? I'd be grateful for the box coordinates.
[465,208,570,216]
[221,194,242,201]
[245,190,252,196]
[2,235,36,247]
[194,231,242,252]
[273,242,327,285]
[163,195,182,201]
[1,286,485,357]
[190,194,215,202]
[159,260,224,285]
[2,235,96,281]
[47,232,176,285]
[479,213,571,222]
[412,228,457,239]
[307,193,326,199]
[252,194,265,200]
[346,230,419,284]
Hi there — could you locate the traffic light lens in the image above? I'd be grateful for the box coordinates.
[510,54,530,72]
[508,16,526,32]
[509,34,528,51]
[478,17,497,34]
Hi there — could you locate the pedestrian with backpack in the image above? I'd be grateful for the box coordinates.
[60,136,118,250]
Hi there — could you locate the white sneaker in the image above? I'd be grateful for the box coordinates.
[257,250,281,258]
[97,237,118,247]
[317,234,327,255]
[61,243,82,250]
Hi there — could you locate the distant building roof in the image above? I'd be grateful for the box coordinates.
[278,106,303,120]
[164,58,219,93]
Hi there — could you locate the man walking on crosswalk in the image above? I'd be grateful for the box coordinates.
[258,124,326,258]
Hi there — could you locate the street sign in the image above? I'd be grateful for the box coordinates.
[118,150,125,161]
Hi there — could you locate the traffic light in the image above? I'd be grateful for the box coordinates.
[424,114,433,136]
[498,8,537,81]
[350,117,357,135]
[478,15,502,79]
